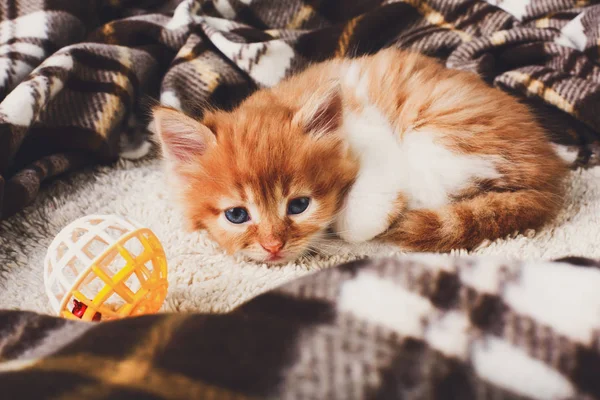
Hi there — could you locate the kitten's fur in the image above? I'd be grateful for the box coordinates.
[154,48,567,263]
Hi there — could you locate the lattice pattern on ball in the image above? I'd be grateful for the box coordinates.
[44,215,168,322]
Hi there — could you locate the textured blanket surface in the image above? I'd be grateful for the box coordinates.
[2,254,600,400]
[2,156,600,317]
[0,0,600,219]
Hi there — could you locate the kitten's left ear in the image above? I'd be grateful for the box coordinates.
[293,81,342,138]
[153,106,216,165]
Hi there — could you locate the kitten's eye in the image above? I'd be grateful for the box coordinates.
[287,197,310,215]
[225,207,250,224]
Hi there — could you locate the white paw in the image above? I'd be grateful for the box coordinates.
[334,195,391,243]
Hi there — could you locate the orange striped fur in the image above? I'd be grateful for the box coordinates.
[154,48,567,261]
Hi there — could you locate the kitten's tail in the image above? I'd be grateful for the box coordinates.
[379,189,564,253]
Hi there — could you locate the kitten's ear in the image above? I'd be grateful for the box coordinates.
[153,106,216,164]
[293,81,342,137]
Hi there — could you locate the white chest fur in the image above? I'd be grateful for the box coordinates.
[333,63,501,243]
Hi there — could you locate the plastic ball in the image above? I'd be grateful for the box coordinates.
[43,215,168,322]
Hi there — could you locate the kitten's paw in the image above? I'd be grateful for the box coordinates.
[334,201,390,243]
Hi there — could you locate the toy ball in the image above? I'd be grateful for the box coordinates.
[44,215,168,322]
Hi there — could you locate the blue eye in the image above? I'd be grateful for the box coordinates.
[287,197,310,215]
[225,207,249,224]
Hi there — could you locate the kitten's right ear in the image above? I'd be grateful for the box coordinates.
[153,106,216,164]
[293,80,343,138]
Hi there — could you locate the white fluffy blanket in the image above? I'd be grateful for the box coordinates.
[1,157,599,315]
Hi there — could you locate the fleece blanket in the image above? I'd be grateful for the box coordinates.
[2,156,600,317]
[0,0,600,219]
[2,254,600,400]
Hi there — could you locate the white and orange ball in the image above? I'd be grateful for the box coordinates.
[43,215,168,322]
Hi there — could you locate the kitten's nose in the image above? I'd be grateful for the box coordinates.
[261,239,284,254]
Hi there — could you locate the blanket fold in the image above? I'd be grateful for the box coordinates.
[0,0,599,219]
[1,254,600,399]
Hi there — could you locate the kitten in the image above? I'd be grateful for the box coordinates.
[154,47,567,263]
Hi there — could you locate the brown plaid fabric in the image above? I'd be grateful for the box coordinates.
[1,254,600,399]
[0,0,599,219]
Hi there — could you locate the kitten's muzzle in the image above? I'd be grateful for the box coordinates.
[260,239,285,255]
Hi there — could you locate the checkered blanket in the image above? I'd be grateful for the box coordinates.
[1,254,600,399]
[0,0,599,219]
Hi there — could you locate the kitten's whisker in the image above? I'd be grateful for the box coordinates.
[308,242,343,251]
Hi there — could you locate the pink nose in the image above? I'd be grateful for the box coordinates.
[261,240,284,254]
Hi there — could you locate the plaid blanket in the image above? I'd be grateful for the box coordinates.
[0,0,599,219]
[1,254,600,399]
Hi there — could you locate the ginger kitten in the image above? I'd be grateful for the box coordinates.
[154,48,567,263]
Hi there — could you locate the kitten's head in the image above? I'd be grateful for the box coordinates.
[154,84,357,263]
